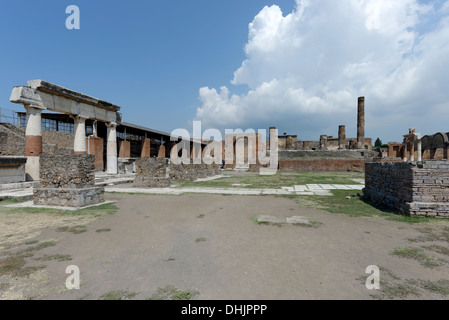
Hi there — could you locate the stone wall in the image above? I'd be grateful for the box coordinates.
[134,158,221,187]
[133,158,170,187]
[363,161,449,218]
[0,123,74,156]
[34,154,104,207]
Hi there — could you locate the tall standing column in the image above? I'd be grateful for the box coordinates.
[338,125,346,150]
[269,127,276,151]
[357,97,365,149]
[106,122,118,174]
[74,116,87,154]
[410,140,415,161]
[24,105,43,181]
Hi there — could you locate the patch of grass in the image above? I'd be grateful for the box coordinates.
[419,279,449,296]
[37,254,72,262]
[195,237,207,243]
[379,266,401,281]
[371,282,420,300]
[24,240,39,245]
[99,290,137,300]
[295,190,441,225]
[0,255,45,278]
[0,238,58,278]
[173,171,365,189]
[197,214,205,219]
[165,258,176,262]
[422,245,449,256]
[57,225,87,234]
[77,293,92,300]
[0,282,11,291]
[147,285,198,300]
[172,290,195,300]
[391,247,443,268]
[96,228,111,233]
[0,202,118,217]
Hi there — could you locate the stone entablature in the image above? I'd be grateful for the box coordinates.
[363,161,449,218]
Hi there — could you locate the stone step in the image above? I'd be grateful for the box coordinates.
[0,189,33,202]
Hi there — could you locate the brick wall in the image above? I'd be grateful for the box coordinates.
[363,161,449,218]
[278,159,366,172]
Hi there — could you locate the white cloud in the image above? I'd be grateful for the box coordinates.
[195,0,449,141]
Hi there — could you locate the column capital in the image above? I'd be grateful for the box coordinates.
[74,115,89,120]
[106,122,118,128]
[24,104,45,112]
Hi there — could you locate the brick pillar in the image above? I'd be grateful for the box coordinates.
[158,145,166,158]
[74,116,87,154]
[24,105,43,181]
[86,136,104,171]
[338,125,346,149]
[119,140,131,158]
[141,138,151,158]
[357,97,365,149]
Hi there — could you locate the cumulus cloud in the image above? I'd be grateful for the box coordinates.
[195,0,449,141]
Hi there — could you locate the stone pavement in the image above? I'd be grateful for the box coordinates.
[0,173,365,201]
[106,182,364,196]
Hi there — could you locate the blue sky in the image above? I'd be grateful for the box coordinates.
[1,0,449,143]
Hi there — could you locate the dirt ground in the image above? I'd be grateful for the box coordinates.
[1,193,449,300]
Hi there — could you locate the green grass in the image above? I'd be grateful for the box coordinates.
[56,225,87,234]
[371,282,420,300]
[0,239,58,278]
[423,245,449,256]
[37,254,72,262]
[96,228,111,233]
[0,202,118,217]
[295,190,444,225]
[419,280,449,296]
[147,285,198,300]
[172,171,364,189]
[391,247,443,268]
[99,290,137,300]
[195,237,207,243]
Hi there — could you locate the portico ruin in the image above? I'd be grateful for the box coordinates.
[10,80,122,180]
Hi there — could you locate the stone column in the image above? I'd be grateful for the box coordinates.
[402,140,408,162]
[106,122,118,174]
[338,125,346,150]
[269,127,276,151]
[357,97,365,149]
[24,105,43,181]
[410,140,415,162]
[74,116,87,154]
[417,139,422,162]
[320,135,328,150]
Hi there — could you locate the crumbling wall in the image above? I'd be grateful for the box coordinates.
[0,123,74,156]
[363,161,449,218]
[134,158,170,187]
[34,154,104,207]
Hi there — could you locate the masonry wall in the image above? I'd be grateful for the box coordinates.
[34,154,104,207]
[134,158,170,187]
[363,161,449,218]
